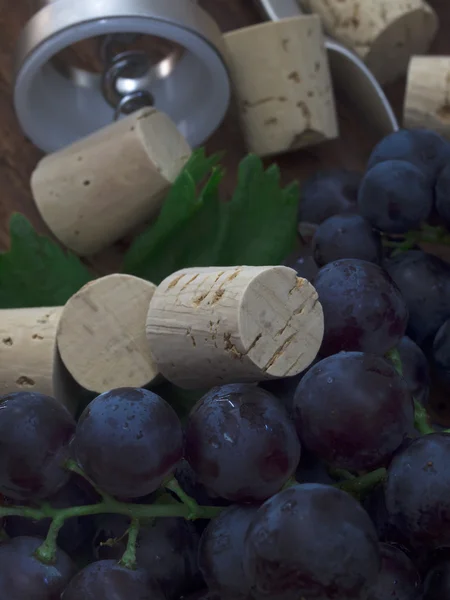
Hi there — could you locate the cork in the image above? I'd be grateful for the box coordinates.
[404,56,450,139]
[30,107,192,256]
[56,274,160,394]
[0,306,80,415]
[300,0,438,85]
[146,265,324,389]
[223,15,338,157]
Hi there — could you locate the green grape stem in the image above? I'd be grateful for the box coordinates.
[383,224,450,255]
[385,348,436,436]
[164,476,202,520]
[0,462,223,565]
[119,518,140,570]
[334,468,387,498]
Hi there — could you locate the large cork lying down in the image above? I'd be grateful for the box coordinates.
[223,15,338,158]
[146,265,324,389]
[300,0,438,85]
[404,56,450,139]
[56,274,160,394]
[0,307,80,415]
[31,107,192,256]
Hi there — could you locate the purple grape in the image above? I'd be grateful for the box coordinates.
[313,259,408,357]
[432,318,450,373]
[61,560,165,600]
[285,247,319,282]
[198,505,259,600]
[435,161,450,225]
[358,160,433,233]
[298,168,361,224]
[424,558,450,599]
[93,514,200,599]
[363,485,412,550]
[0,536,75,599]
[366,128,450,179]
[312,213,382,266]
[295,446,335,485]
[174,459,230,508]
[384,250,450,347]
[74,387,183,498]
[366,543,422,600]
[243,483,380,600]
[385,433,450,550]
[293,352,414,471]
[4,475,97,555]
[386,336,430,406]
[184,384,301,502]
[0,392,75,501]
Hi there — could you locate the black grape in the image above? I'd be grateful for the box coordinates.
[312,213,382,266]
[385,250,450,347]
[93,514,200,599]
[366,543,422,600]
[366,128,450,179]
[61,560,165,600]
[293,352,414,471]
[363,485,412,550]
[295,447,335,486]
[384,433,450,550]
[184,384,301,502]
[435,161,450,226]
[285,247,319,282]
[432,318,450,375]
[423,558,450,600]
[0,392,75,501]
[0,536,75,599]
[298,168,361,224]
[358,160,433,233]
[198,505,259,599]
[74,387,183,498]
[243,483,380,600]
[313,258,408,356]
[259,365,316,417]
[181,592,220,600]
[174,459,230,508]
[386,335,430,406]
[4,475,97,555]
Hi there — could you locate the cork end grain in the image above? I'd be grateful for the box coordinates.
[57,274,159,394]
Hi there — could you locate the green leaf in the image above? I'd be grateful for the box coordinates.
[0,213,93,308]
[122,148,222,281]
[217,155,300,266]
[123,149,300,284]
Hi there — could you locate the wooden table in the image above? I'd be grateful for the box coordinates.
[0,0,449,274]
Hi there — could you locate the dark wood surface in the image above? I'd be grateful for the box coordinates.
[0,0,448,273]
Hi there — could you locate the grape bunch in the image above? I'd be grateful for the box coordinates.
[4,128,450,600]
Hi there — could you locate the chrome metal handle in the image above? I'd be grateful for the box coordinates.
[255,0,302,21]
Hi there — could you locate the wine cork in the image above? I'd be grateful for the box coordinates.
[30,107,192,256]
[0,307,79,415]
[300,0,438,85]
[146,265,324,389]
[56,274,159,394]
[223,15,338,158]
[404,56,450,138]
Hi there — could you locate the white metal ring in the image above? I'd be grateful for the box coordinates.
[13,0,231,153]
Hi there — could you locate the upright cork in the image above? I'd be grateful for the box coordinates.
[31,107,192,256]
[0,307,80,415]
[146,265,324,389]
[300,0,438,85]
[56,274,160,394]
[223,15,338,158]
[404,56,450,138]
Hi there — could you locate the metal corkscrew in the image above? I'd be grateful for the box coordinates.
[14,0,231,153]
